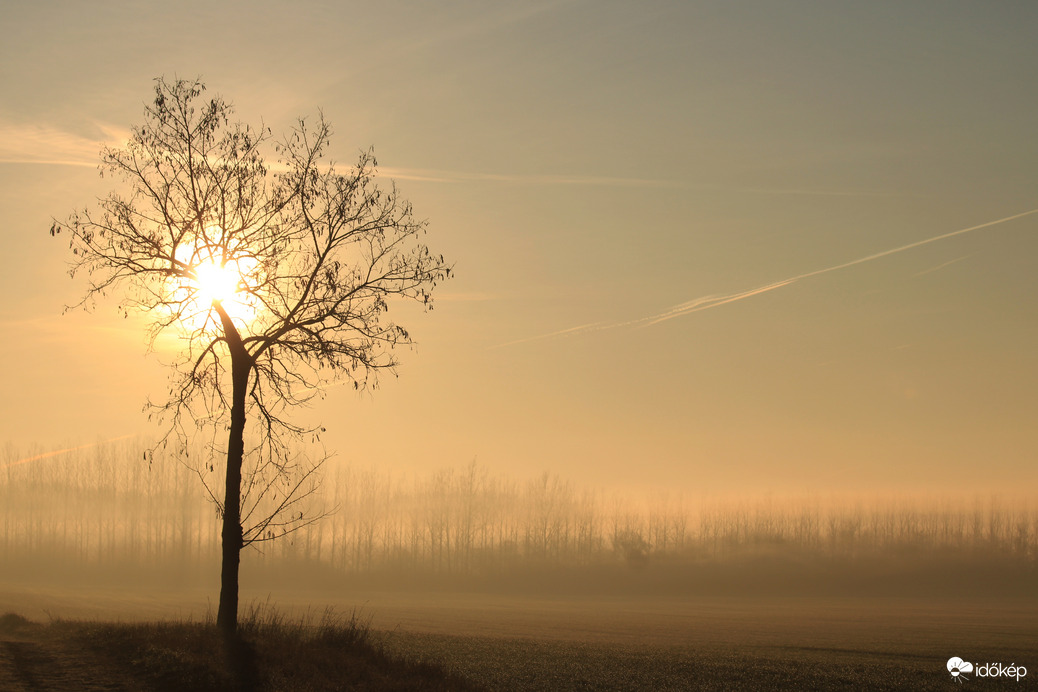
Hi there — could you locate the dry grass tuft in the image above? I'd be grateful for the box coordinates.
[0,607,484,691]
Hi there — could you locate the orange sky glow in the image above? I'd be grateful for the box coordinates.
[1,1,1036,499]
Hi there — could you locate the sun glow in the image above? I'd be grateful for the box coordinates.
[189,255,260,327]
[168,244,263,332]
[194,260,243,305]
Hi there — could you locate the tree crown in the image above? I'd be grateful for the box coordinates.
[52,77,451,543]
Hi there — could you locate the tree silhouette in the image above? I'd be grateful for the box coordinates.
[51,77,451,637]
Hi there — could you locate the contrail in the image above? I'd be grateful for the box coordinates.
[493,208,1038,347]
[489,321,610,350]
[639,207,1038,328]
[2,434,136,470]
[913,255,971,278]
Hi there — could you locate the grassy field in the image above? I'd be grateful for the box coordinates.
[372,595,1037,691]
[0,608,483,691]
[1,588,1034,690]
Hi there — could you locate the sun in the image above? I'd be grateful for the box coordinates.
[193,259,242,305]
[189,255,260,325]
[168,247,262,332]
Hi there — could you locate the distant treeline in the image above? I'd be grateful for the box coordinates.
[2,439,1035,593]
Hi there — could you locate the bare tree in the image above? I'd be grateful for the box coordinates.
[51,77,451,637]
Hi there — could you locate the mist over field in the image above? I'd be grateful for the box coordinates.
[4,437,1035,596]
[3,438,1037,689]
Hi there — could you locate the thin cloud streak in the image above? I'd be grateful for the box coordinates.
[913,254,972,278]
[0,121,129,167]
[378,166,899,196]
[2,124,895,198]
[433,291,497,302]
[644,208,1038,328]
[493,208,1038,348]
[2,434,135,470]
[638,280,797,328]
[489,321,609,350]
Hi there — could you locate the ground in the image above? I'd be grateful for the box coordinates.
[1,587,1035,690]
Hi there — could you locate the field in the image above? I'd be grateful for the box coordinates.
[1,587,1035,690]
[376,596,1037,690]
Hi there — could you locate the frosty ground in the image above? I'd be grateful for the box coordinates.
[1,586,1033,690]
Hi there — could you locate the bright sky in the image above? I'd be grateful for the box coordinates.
[2,1,1036,495]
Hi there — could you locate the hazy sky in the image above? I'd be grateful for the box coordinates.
[2,1,1036,495]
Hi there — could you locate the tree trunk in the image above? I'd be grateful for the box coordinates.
[216,308,250,639]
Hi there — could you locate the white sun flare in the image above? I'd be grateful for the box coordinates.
[193,259,242,304]
[170,250,261,332]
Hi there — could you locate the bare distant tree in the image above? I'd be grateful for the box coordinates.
[51,77,451,637]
